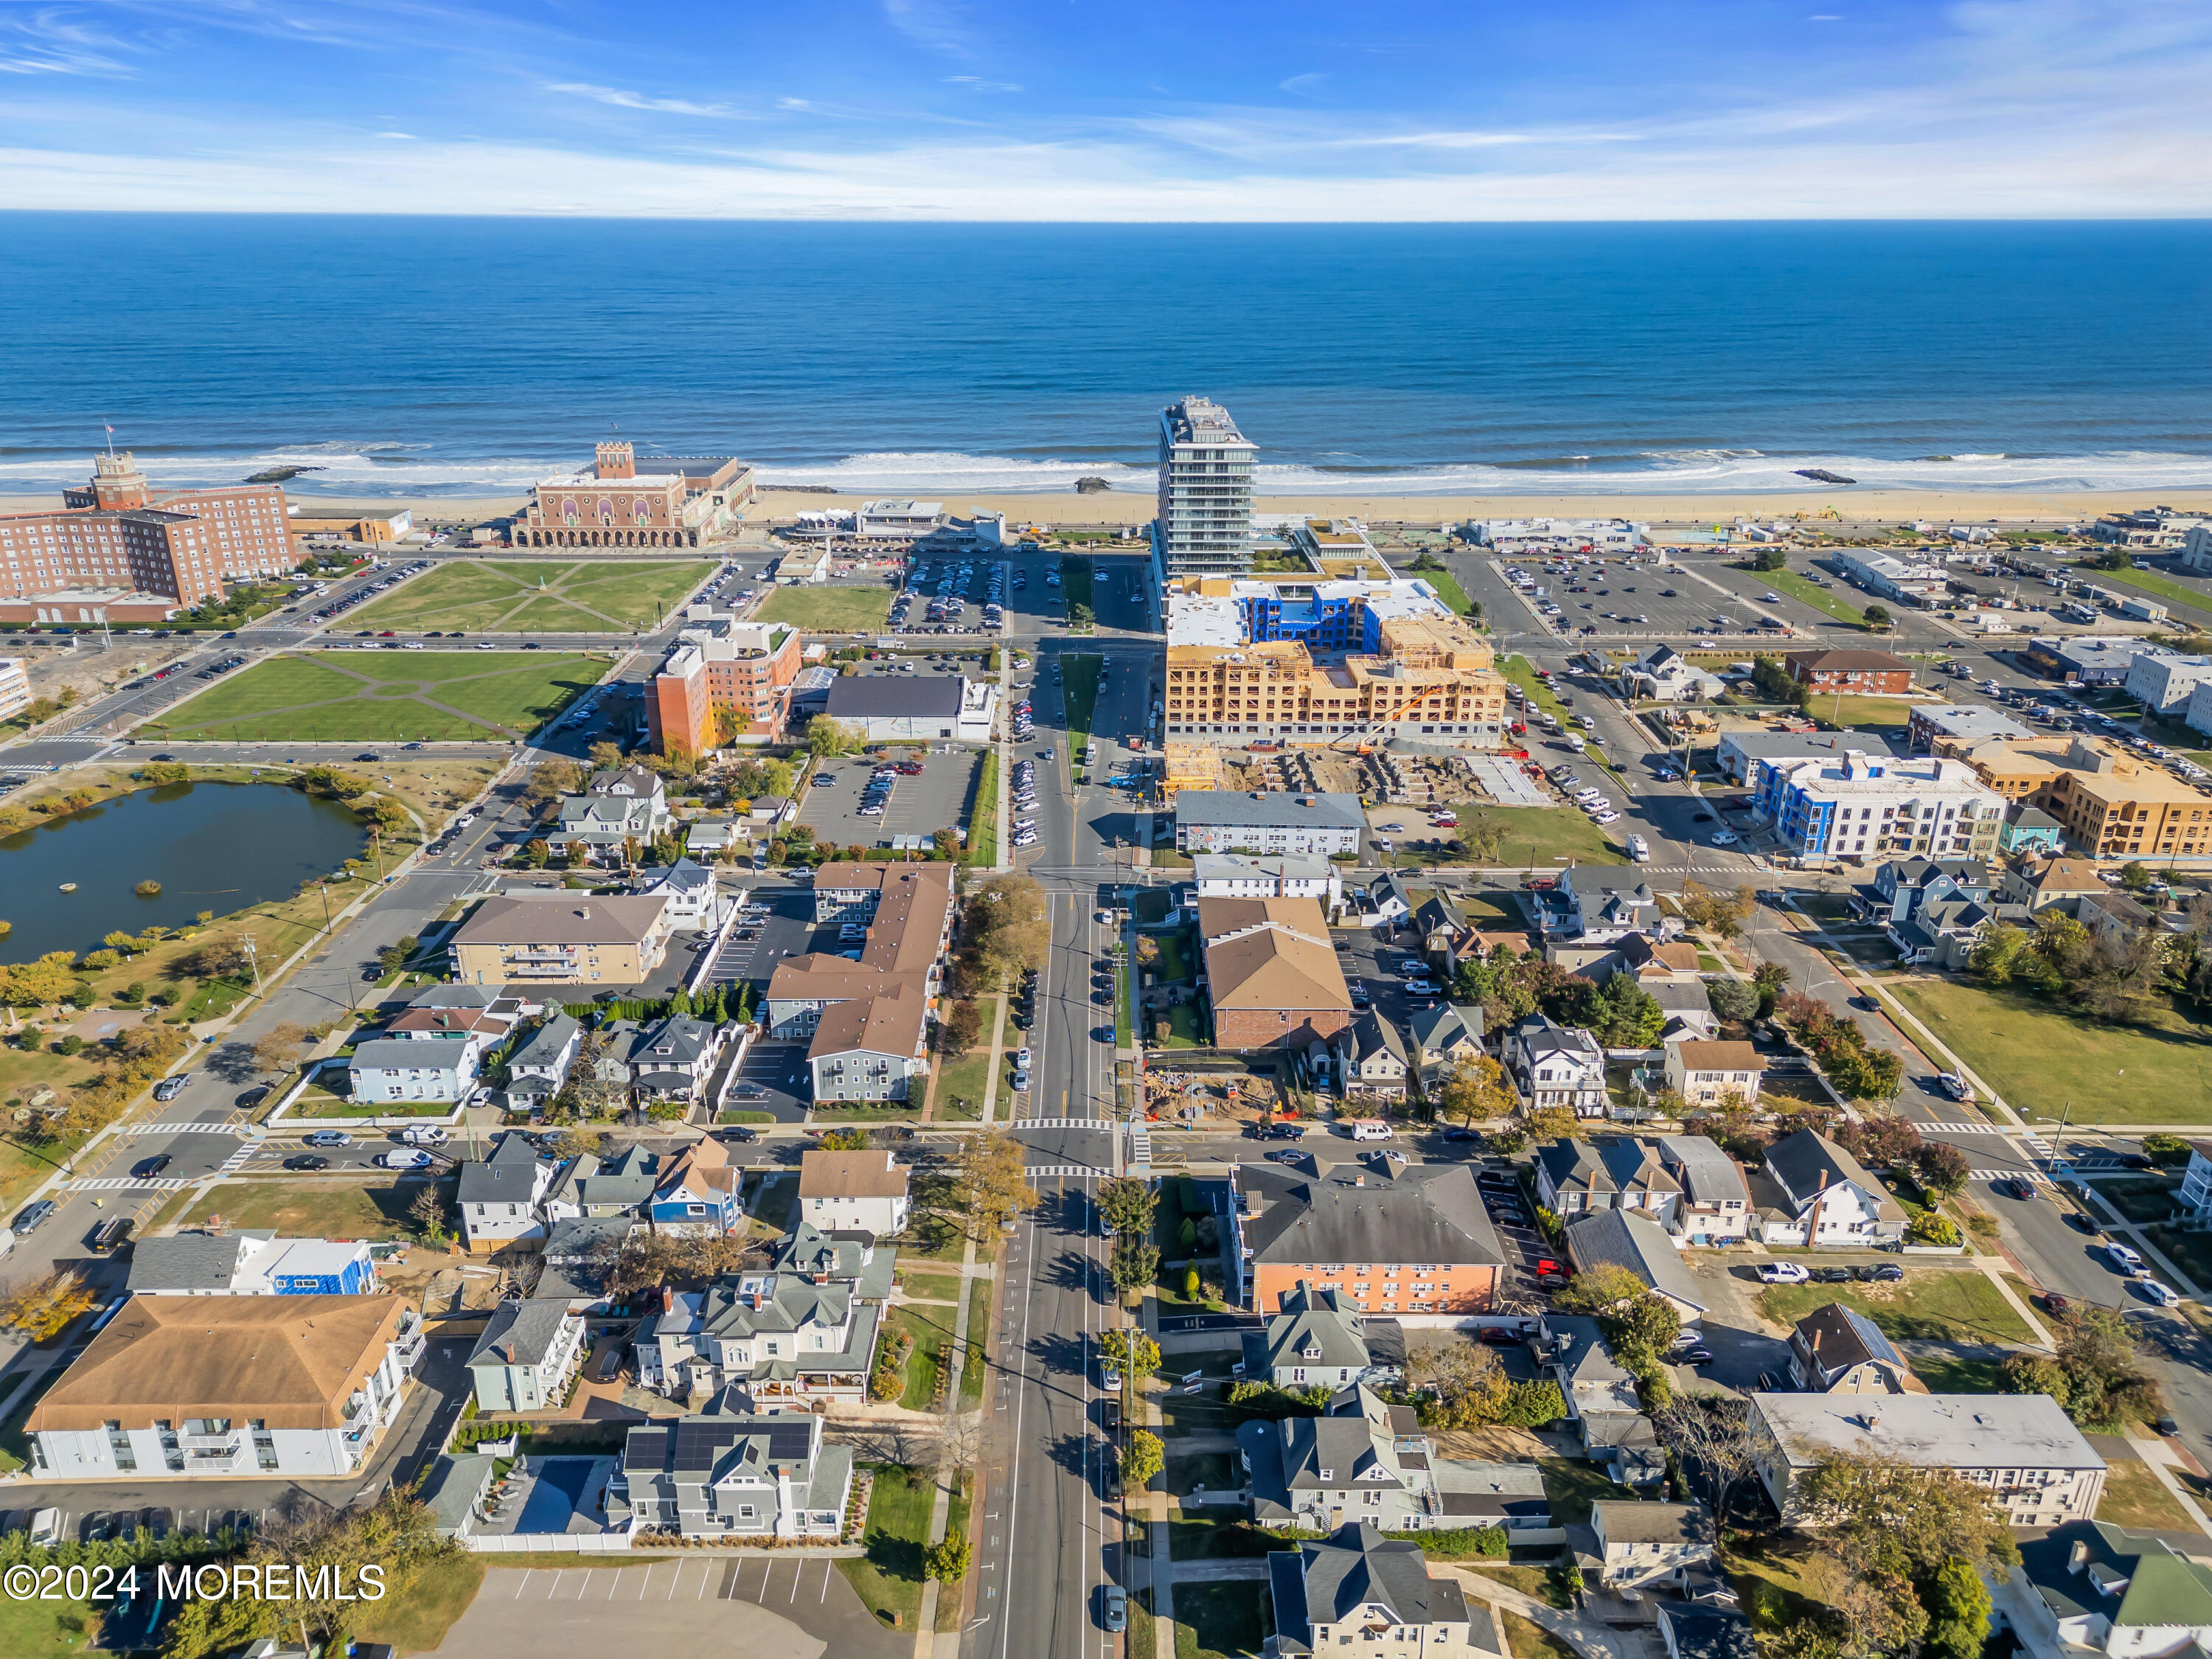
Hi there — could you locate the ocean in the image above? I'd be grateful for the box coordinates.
[1,215,2207,499]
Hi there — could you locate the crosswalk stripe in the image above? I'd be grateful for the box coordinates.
[65,1176,188,1192]
[1022,1164,1099,1178]
[1006,1117,1106,1129]
[1972,1169,2052,1184]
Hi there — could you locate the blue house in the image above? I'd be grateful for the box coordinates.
[1999,804,2065,857]
[647,1138,744,1237]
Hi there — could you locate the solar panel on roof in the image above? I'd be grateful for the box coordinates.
[766,1423,813,1458]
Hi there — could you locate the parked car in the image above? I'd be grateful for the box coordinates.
[1757,1262,1809,1284]
[302,1130,353,1147]
[375,1150,434,1170]
[284,1154,331,1171]
[152,1074,190,1102]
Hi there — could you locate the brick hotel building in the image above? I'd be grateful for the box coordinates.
[515,442,755,550]
[0,452,298,625]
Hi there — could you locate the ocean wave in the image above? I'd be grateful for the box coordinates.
[1,442,2210,501]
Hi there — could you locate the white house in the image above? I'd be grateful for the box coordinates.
[465,1298,588,1413]
[1663,1040,1767,1108]
[2017,1523,2212,1659]
[1759,1129,1907,1247]
[1237,1288,1392,1391]
[126,1234,379,1298]
[25,1295,423,1481]
[1656,1136,1753,1246]
[611,1401,855,1539]
[1618,645,1725,703]
[1191,852,1342,908]
[1503,1015,1609,1118]
[504,1013,582,1103]
[347,1035,481,1105]
[459,1133,555,1254]
[796,1150,911,1239]
[637,858,725,928]
[2180,1140,2212,1225]
[1590,1502,1716,1590]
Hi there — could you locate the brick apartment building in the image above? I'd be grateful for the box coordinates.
[515,442,754,550]
[1195,895,1354,1051]
[1784,650,1916,697]
[646,616,803,756]
[0,451,298,623]
[1234,1161,1507,1315]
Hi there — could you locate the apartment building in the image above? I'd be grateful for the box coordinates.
[796,1150,912,1239]
[0,451,296,620]
[0,658,28,721]
[1717,730,1907,790]
[613,1404,853,1539]
[448,893,674,987]
[1749,1392,2105,1527]
[1265,1523,1478,1658]
[1955,734,2212,859]
[1196,895,1354,1051]
[347,1035,481,1105]
[1153,396,1256,582]
[26,1295,422,1480]
[768,863,954,1102]
[645,615,802,755]
[1177,791,1366,857]
[1785,649,1916,696]
[1192,852,1342,905]
[515,442,753,550]
[2126,652,2212,717]
[1233,1161,1506,1315]
[1753,749,2004,864]
[1905,703,2035,755]
[1163,590,1509,746]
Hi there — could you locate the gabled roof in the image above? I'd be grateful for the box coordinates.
[1198,897,1352,1012]
[799,1150,910,1200]
[1343,1011,1408,1068]
[1537,1136,1680,1201]
[1792,1302,1923,1388]
[1657,1136,1750,1208]
[1251,1287,1372,1374]
[509,1013,581,1071]
[1673,1040,1766,1074]
[2020,1522,2212,1631]
[125,1232,249,1295]
[1765,1129,1905,1220]
[457,1133,547,1206]
[1563,1208,1710,1313]
[468,1298,575,1371]
[1594,1500,1712,1548]
[1408,1002,1483,1053]
[1290,1522,1467,1630]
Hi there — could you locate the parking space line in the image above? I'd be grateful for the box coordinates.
[546,1570,563,1599]
[515,1570,531,1599]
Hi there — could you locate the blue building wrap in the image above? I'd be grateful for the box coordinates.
[273,1258,372,1296]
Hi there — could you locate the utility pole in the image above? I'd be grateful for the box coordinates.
[242,936,263,998]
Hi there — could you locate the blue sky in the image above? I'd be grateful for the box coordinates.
[0,0,2206,217]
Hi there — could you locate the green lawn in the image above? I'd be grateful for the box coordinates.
[156,650,607,742]
[1417,568,1477,617]
[1465,804,1630,867]
[838,1463,935,1629]
[967,749,998,868]
[349,1553,487,1657]
[898,1268,964,1304]
[1500,1610,1582,1659]
[1884,976,2212,1124]
[2088,565,2212,624]
[0,1587,99,1656]
[748,1171,797,1234]
[933,1007,998,1121]
[934,1478,975,1632]
[960,1273,992,1408]
[1756,1269,2034,1345]
[884,1303,959,1411]
[1814,694,1920,733]
[1905,1350,2006,1393]
[348,558,714,632]
[1539,1457,1646,1526]
[1759,567,1869,627]
[756,585,893,632]
[1163,1003,1206,1047]
[2096,1458,2202,1534]
[1172,1581,1267,1659]
[178,1177,437,1239]
[1062,654,1105,752]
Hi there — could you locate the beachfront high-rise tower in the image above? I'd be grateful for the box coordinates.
[1153,397,1256,583]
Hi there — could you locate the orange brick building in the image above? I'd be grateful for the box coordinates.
[1195,896,1354,1052]
[645,618,803,757]
[516,442,754,550]
[1234,1161,1506,1315]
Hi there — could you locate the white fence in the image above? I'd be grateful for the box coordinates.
[463,1533,633,1555]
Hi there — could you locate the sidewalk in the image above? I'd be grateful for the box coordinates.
[915,1235,990,1659]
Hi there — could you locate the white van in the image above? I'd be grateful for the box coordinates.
[400,1125,450,1147]
[1346,1119,1394,1141]
[1627,835,1651,863]
[1565,735,1587,754]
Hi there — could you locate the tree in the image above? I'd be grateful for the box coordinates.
[1553,1262,1656,1318]
[1862,603,1894,631]
[102,930,139,959]
[408,1184,451,1245]
[1922,1556,1992,1659]
[1753,959,1792,993]
[1837,1114,1924,1169]
[186,936,254,979]
[1703,975,1758,1024]
[1097,1176,1158,1239]
[926,1535,975,1582]
[806,717,857,757]
[376,936,419,976]
[2039,1303,2163,1428]
[1121,1428,1164,1488]
[937,999,984,1055]
[0,1271,97,1342]
[1752,546,1788,571]
[1403,1337,1509,1426]
[818,1126,870,1151]
[959,874,1051,991]
[1652,1396,1764,1530]
[947,1133,1036,1241]
[1678,878,1756,941]
[1436,1053,1517,1126]
[1108,1237,1161,1296]
[1520,1104,1585,1143]
[588,739,625,772]
[0,952,85,1008]
[1913,1139,1971,1197]
[1907,1211,1961,1245]
[2143,1133,2194,1166]
[1593,973,1664,1048]
[252,1020,310,1076]
[1099,1327,1160,1390]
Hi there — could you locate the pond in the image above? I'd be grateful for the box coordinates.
[0,782,371,960]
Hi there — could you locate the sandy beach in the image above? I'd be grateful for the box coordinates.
[7,483,2211,532]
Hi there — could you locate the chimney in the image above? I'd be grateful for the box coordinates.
[2068,1538,2090,1574]
[1817,1167,1829,1193]
[576,905,591,919]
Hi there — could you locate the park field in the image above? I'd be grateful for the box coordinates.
[1764,566,1869,627]
[153,650,609,742]
[1883,975,2212,1124]
[754,584,892,631]
[348,558,714,632]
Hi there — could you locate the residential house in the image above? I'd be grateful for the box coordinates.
[2078,889,2171,961]
[1338,1012,1411,1096]
[1354,872,1416,929]
[637,858,724,929]
[685,818,745,858]
[126,1234,379,1298]
[1787,1304,1929,1395]
[1562,1209,1709,1325]
[2177,1141,2212,1225]
[1503,1016,1608,1118]
[2015,1522,2212,1659]
[1663,1040,1767,1108]
[611,1402,853,1539]
[530,1217,639,1314]
[1409,892,1469,963]
[1239,1287,1396,1391]
[1239,1382,1550,1537]
[1655,1137,1753,1246]
[383,1004,516,1046]
[573,1144,663,1218]
[807,984,931,1104]
[1758,1129,1907,1247]
[796,1150,912,1240]
[448,894,675,987]
[1749,1392,2105,1527]
[1534,1137,1682,1228]
[1871,857,1992,925]
[767,1220,899,1304]
[347,1035,481,1105]
[1658,1604,1758,1659]
[2000,803,2065,856]
[1619,644,1724,703]
[1197,896,1356,1052]
[1192,852,1343,908]
[1534,1314,1641,1439]
[25,1295,422,1480]
[1263,1523,1478,1659]
[458,1134,554,1254]
[1785,650,1914,696]
[1406,1004,1484,1088]
[1233,1161,1507,1316]
[621,1015,728,1102]
[549,774,670,864]
[1999,855,2110,914]
[1609,933,1703,985]
[648,1138,744,1237]
[1647,982,1717,1043]
[465,1298,588,1413]
[503,1013,582,1103]
[1590,1501,1716,1590]
[1568,880,1671,947]
[635,1266,883,1408]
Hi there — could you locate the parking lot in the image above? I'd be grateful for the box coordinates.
[891,554,1009,636]
[796,744,980,852]
[725,1040,812,1123]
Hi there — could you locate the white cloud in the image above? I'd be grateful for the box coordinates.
[0,8,136,76]
[1277,72,1326,96]
[543,83,750,119]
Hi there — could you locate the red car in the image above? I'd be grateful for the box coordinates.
[896,762,924,775]
[1477,1326,1527,1346]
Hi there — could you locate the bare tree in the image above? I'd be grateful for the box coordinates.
[1652,1395,1764,1529]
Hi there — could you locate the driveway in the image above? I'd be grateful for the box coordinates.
[441,1555,908,1659]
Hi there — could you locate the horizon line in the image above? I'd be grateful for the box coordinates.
[3,209,2211,227]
